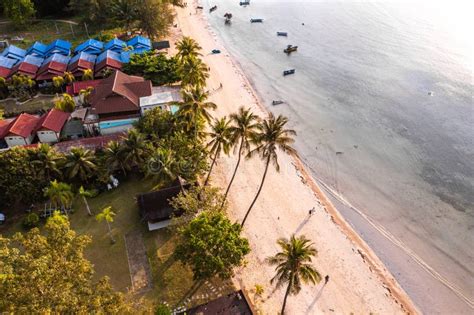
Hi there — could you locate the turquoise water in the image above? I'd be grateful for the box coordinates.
[204,0,473,312]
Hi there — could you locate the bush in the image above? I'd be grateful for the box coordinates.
[155,303,171,315]
[22,213,39,229]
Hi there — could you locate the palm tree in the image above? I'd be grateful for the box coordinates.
[242,114,297,226]
[103,140,127,175]
[63,147,97,183]
[176,85,216,140]
[63,71,75,85]
[54,93,75,112]
[222,107,260,204]
[204,116,232,186]
[267,235,321,315]
[180,56,209,88]
[96,206,116,244]
[52,76,65,92]
[44,180,74,209]
[29,144,61,181]
[82,69,94,81]
[176,36,202,62]
[79,86,94,106]
[121,129,150,170]
[110,0,138,29]
[78,186,94,216]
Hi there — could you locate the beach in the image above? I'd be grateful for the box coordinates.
[172,2,418,314]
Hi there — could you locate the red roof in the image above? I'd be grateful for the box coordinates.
[0,67,11,78]
[66,79,102,95]
[6,113,41,138]
[36,61,68,80]
[53,133,125,153]
[95,58,122,73]
[67,60,95,76]
[15,63,39,77]
[90,70,152,116]
[0,119,14,138]
[36,108,70,133]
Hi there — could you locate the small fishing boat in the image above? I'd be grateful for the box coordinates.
[250,18,263,23]
[240,0,250,6]
[210,5,217,12]
[196,5,203,9]
[224,13,232,24]
[272,100,284,105]
[211,49,221,54]
[277,32,288,37]
[283,69,295,76]
[284,45,298,54]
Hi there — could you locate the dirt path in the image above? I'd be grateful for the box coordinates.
[124,230,153,294]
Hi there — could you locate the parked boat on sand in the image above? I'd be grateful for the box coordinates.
[283,69,295,76]
[284,45,298,54]
[250,18,263,23]
[277,32,288,37]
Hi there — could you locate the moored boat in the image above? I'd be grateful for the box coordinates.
[210,5,217,12]
[250,18,263,23]
[284,45,298,53]
[272,100,284,105]
[283,69,295,76]
[240,0,250,5]
[277,32,288,37]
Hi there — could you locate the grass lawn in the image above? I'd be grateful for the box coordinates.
[0,95,55,116]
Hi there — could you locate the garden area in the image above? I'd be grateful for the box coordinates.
[0,94,54,117]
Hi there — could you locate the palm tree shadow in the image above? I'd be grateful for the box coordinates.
[305,283,326,314]
[294,216,310,235]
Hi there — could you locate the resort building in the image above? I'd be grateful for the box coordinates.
[45,39,71,57]
[26,41,48,58]
[2,113,41,147]
[0,56,16,78]
[104,38,126,53]
[36,53,71,81]
[0,45,27,65]
[139,86,182,114]
[35,108,71,143]
[67,51,97,77]
[66,79,102,95]
[11,55,44,78]
[73,39,104,55]
[127,36,152,50]
[95,50,122,76]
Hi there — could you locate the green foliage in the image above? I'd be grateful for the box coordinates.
[179,56,209,88]
[0,212,128,313]
[175,211,250,280]
[82,69,94,81]
[122,52,181,86]
[44,180,74,208]
[8,74,36,100]
[205,116,232,185]
[22,212,39,229]
[3,0,35,27]
[176,36,202,62]
[136,0,174,39]
[63,71,75,85]
[62,147,97,183]
[155,303,172,315]
[54,93,76,112]
[52,75,65,91]
[32,0,70,17]
[121,129,152,171]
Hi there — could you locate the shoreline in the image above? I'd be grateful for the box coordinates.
[173,2,418,314]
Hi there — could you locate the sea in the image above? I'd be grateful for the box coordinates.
[202,0,473,313]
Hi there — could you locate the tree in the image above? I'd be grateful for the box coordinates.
[63,147,97,183]
[54,93,76,112]
[122,52,181,86]
[3,0,35,27]
[29,143,62,181]
[175,211,250,280]
[0,212,128,313]
[176,36,202,62]
[82,68,94,81]
[179,56,209,88]
[146,146,179,186]
[136,107,178,140]
[9,74,36,99]
[44,180,74,209]
[79,86,94,106]
[267,235,321,315]
[63,71,75,85]
[96,206,116,243]
[222,107,260,204]
[204,116,232,186]
[78,186,94,216]
[121,129,151,170]
[110,0,139,29]
[103,140,127,175]
[52,75,65,92]
[136,0,173,39]
[242,114,296,226]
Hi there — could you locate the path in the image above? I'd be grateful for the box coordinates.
[124,230,153,294]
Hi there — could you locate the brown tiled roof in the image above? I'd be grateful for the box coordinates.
[66,79,102,95]
[6,113,41,138]
[90,70,152,115]
[0,119,14,138]
[37,108,70,133]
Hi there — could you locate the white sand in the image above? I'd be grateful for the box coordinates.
[173,3,418,314]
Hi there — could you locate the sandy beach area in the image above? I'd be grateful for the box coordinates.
[172,2,418,314]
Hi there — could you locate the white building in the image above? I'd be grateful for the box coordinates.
[36,108,71,143]
[2,113,41,147]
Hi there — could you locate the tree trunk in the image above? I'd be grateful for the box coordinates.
[222,138,243,207]
[204,149,218,186]
[241,155,271,227]
[106,221,116,244]
[82,196,92,216]
[281,281,292,315]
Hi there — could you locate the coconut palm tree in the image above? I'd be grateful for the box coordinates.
[176,85,216,140]
[103,140,127,175]
[110,0,138,29]
[176,36,202,62]
[54,93,76,112]
[52,76,65,92]
[241,114,296,226]
[63,71,75,85]
[121,129,151,170]
[267,235,321,315]
[79,86,94,106]
[180,56,209,88]
[78,186,94,216]
[63,147,97,183]
[96,206,116,244]
[204,116,232,186]
[29,144,62,181]
[82,69,94,81]
[44,180,74,209]
[222,107,260,204]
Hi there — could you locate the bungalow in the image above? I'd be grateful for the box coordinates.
[11,55,44,78]
[66,79,102,95]
[104,38,126,53]
[74,39,104,55]
[127,36,151,50]
[139,86,182,115]
[0,118,14,149]
[94,50,122,76]
[0,45,27,65]
[36,53,71,81]
[67,51,96,77]
[89,70,152,134]
[26,41,48,58]
[45,39,71,57]
[2,113,41,147]
[0,56,16,78]
[119,48,148,63]
[36,108,71,143]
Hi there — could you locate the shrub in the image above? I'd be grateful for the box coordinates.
[22,212,39,229]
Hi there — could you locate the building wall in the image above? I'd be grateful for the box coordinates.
[99,118,139,135]
[37,130,59,143]
[5,134,33,147]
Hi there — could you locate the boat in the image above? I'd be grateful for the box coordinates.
[272,100,284,105]
[277,32,288,37]
[240,0,250,6]
[211,49,221,54]
[283,69,295,76]
[224,13,232,24]
[250,18,263,23]
[210,5,217,12]
[284,45,298,54]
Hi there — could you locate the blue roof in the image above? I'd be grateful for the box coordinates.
[27,41,48,55]
[74,39,104,54]
[1,45,27,59]
[42,53,70,66]
[96,50,122,64]
[46,39,72,55]
[127,36,151,49]
[22,55,44,67]
[104,38,126,51]
[69,51,97,64]
[0,56,16,69]
[120,48,148,63]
